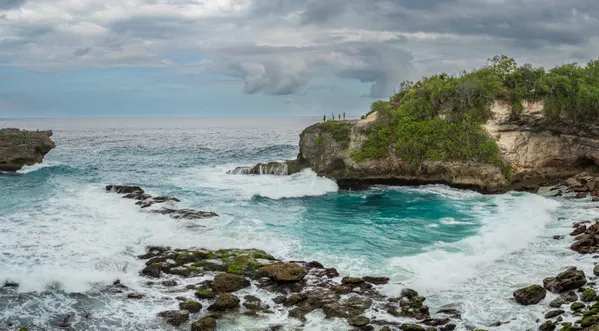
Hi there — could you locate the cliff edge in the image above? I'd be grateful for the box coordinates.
[0,128,56,171]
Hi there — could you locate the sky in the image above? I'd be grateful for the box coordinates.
[0,0,598,118]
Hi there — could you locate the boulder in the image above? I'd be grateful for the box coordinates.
[543,268,587,293]
[581,288,597,302]
[571,225,588,236]
[105,185,144,194]
[348,316,370,327]
[549,291,578,307]
[544,310,565,319]
[157,310,189,326]
[152,208,218,219]
[0,128,55,171]
[179,301,202,313]
[258,263,308,282]
[400,325,424,331]
[594,265,599,276]
[571,235,599,254]
[513,285,546,305]
[212,273,250,293]
[362,276,390,285]
[243,295,263,310]
[207,293,240,311]
[191,317,217,331]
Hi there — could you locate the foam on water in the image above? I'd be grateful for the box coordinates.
[16,161,62,174]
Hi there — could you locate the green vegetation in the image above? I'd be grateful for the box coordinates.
[352,55,599,175]
[320,121,352,148]
[316,135,323,145]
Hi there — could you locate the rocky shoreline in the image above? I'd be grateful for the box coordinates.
[0,128,55,172]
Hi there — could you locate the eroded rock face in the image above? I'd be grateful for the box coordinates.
[0,128,55,171]
[543,267,587,293]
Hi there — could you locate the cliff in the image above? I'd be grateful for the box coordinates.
[286,101,599,192]
[0,128,56,171]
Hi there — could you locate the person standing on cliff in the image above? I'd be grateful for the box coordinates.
[323,115,326,122]
[332,113,335,121]
[343,112,346,120]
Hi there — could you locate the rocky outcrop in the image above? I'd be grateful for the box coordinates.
[0,128,55,171]
[513,284,547,305]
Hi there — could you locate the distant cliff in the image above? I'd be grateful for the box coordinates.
[0,128,56,171]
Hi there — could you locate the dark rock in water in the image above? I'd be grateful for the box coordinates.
[127,292,144,299]
[439,325,456,331]
[513,285,546,305]
[212,273,250,293]
[152,196,181,203]
[152,208,219,219]
[594,265,599,276]
[348,316,370,327]
[161,280,177,287]
[243,295,263,310]
[157,310,189,326]
[3,281,18,288]
[570,301,585,311]
[141,263,163,278]
[576,192,588,199]
[324,268,340,278]
[322,295,372,319]
[549,291,578,307]
[437,306,462,320]
[124,193,151,200]
[259,263,308,282]
[388,295,430,320]
[208,293,240,311]
[195,289,216,299]
[179,301,202,313]
[273,295,287,304]
[341,277,364,285]
[137,246,170,259]
[553,235,565,240]
[400,288,419,299]
[571,234,599,254]
[539,320,556,331]
[544,310,565,319]
[362,276,390,285]
[105,185,144,194]
[422,318,450,326]
[582,315,599,327]
[400,324,425,331]
[571,225,588,236]
[283,294,303,307]
[543,267,587,293]
[191,317,217,331]
[227,162,289,176]
[581,288,597,302]
[0,128,55,171]
[288,288,340,321]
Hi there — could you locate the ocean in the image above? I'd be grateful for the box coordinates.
[0,117,595,330]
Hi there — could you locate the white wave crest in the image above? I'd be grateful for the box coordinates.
[16,161,61,174]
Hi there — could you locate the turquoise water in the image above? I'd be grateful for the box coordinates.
[0,118,596,330]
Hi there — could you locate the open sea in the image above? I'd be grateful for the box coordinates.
[0,117,596,330]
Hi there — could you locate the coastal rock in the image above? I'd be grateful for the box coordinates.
[152,208,219,219]
[207,293,240,311]
[549,291,578,307]
[543,268,587,293]
[348,316,370,327]
[191,317,217,331]
[179,301,202,313]
[212,273,250,293]
[258,263,308,282]
[544,310,565,319]
[513,285,546,305]
[0,128,55,171]
[243,295,263,310]
[227,162,289,176]
[572,225,589,236]
[106,185,144,194]
[157,310,189,326]
[571,234,599,254]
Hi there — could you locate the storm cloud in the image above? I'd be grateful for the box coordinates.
[0,0,597,98]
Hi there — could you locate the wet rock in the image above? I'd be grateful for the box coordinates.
[288,288,340,321]
[348,316,371,327]
[544,310,565,319]
[576,192,588,199]
[549,291,578,307]
[284,294,303,307]
[342,277,364,285]
[543,268,587,293]
[571,234,599,254]
[259,263,308,282]
[362,276,390,285]
[161,280,177,287]
[571,225,588,236]
[243,295,263,310]
[195,289,216,299]
[141,263,163,278]
[125,193,152,200]
[152,208,218,219]
[212,273,250,293]
[439,325,456,331]
[106,185,144,194]
[179,301,202,313]
[513,285,546,305]
[323,295,372,319]
[571,302,586,311]
[538,320,556,331]
[157,310,189,326]
[127,293,144,299]
[324,268,340,278]
[594,265,599,276]
[582,316,599,327]
[388,296,430,320]
[400,324,424,331]
[581,288,597,302]
[208,293,240,311]
[553,235,565,240]
[191,317,217,331]
[422,318,450,326]
[273,296,287,304]
[437,305,462,319]
[401,288,419,299]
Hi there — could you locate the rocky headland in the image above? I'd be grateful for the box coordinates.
[0,128,56,172]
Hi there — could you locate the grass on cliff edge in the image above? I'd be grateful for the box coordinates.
[351,55,599,179]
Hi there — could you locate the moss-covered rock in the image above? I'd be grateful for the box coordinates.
[157,310,189,326]
[258,263,308,282]
[191,317,217,331]
[513,284,546,305]
[228,255,262,275]
[581,315,599,327]
[179,301,202,313]
[243,295,263,310]
[212,273,250,293]
[195,289,216,299]
[400,324,425,331]
[348,316,370,327]
[539,320,556,331]
[572,302,586,311]
[581,288,597,302]
[207,293,240,311]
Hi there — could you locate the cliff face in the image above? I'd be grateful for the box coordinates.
[0,128,56,171]
[292,102,599,192]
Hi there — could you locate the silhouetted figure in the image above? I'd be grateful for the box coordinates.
[332,113,335,121]
[323,115,326,122]
[343,112,346,120]
[338,113,341,120]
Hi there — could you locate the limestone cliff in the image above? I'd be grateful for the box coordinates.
[0,128,56,171]
[288,101,599,192]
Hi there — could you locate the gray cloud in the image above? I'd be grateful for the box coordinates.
[0,0,27,10]
[73,47,93,57]
[1,0,598,100]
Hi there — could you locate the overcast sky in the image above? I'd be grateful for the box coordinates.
[0,0,597,118]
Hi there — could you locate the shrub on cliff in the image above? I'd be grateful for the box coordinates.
[352,55,599,174]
